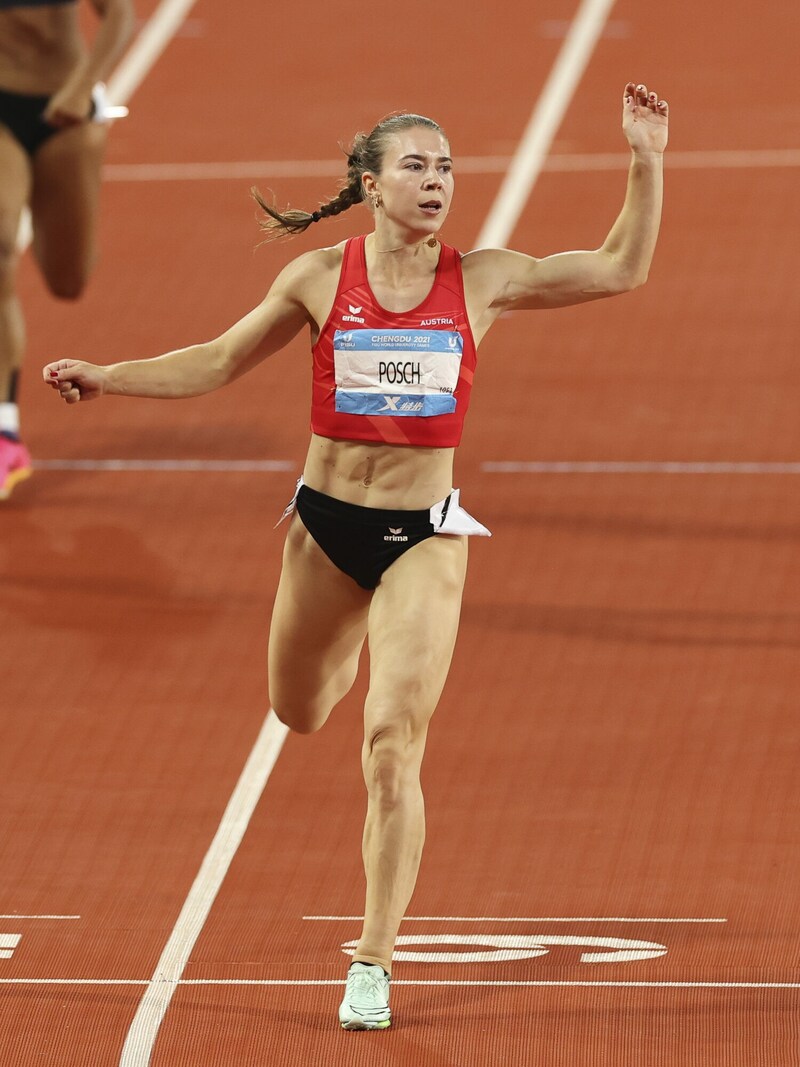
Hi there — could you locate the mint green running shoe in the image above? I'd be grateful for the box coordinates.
[338,962,391,1030]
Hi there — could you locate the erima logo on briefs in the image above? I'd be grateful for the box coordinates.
[384,527,408,542]
[379,396,424,413]
[342,303,365,324]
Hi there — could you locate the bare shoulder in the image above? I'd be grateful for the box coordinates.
[461,247,536,286]
[267,240,347,331]
[460,247,541,326]
[274,242,345,297]
[285,242,345,280]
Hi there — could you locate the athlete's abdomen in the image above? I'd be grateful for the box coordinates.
[302,433,456,511]
[0,6,82,95]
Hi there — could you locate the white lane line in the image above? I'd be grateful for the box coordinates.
[544,148,800,171]
[106,159,350,181]
[100,148,800,183]
[303,915,727,923]
[164,980,800,989]
[1,979,148,985]
[482,461,800,474]
[475,0,616,249]
[105,0,200,107]
[119,711,289,1067]
[33,459,800,477]
[0,915,81,920]
[33,459,295,473]
[2,978,798,989]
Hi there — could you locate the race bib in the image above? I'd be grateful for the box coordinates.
[333,329,462,417]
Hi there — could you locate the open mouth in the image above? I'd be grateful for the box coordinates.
[419,201,442,214]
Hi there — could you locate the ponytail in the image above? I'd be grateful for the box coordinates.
[253,114,445,241]
[252,161,363,240]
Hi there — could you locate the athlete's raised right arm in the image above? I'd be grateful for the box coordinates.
[42,249,333,404]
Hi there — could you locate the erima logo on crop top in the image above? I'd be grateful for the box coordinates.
[342,303,366,324]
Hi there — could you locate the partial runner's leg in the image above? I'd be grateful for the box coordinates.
[268,514,371,734]
[353,534,468,973]
[29,121,106,299]
[0,128,32,497]
[0,130,31,419]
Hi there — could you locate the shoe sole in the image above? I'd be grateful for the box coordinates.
[0,465,32,501]
[340,1018,391,1031]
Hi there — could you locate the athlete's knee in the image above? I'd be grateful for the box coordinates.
[36,240,96,300]
[0,232,20,293]
[271,694,330,735]
[45,267,90,302]
[363,716,427,806]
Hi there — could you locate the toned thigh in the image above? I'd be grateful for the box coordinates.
[365,533,469,741]
[0,129,32,291]
[268,514,372,733]
[30,121,106,297]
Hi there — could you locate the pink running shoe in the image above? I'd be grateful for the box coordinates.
[0,435,32,500]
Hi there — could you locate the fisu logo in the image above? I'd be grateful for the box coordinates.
[384,527,409,542]
[343,303,365,324]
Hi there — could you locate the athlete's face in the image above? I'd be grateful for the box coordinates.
[369,127,454,234]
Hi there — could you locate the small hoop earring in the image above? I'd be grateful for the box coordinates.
[371,194,382,211]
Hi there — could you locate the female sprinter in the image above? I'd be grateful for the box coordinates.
[0,0,134,498]
[44,82,669,1030]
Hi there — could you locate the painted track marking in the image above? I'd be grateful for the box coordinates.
[0,915,80,920]
[342,933,669,965]
[475,0,617,249]
[33,459,294,472]
[0,935,22,958]
[2,978,799,990]
[481,461,800,474]
[33,459,800,477]
[303,915,728,923]
[118,711,288,1067]
[105,0,199,107]
[100,148,800,182]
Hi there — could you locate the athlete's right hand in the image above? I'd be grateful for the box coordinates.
[43,360,107,404]
[43,81,94,129]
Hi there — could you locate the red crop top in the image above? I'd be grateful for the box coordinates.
[310,235,478,447]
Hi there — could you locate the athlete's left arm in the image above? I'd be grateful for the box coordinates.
[45,0,135,127]
[464,83,668,317]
